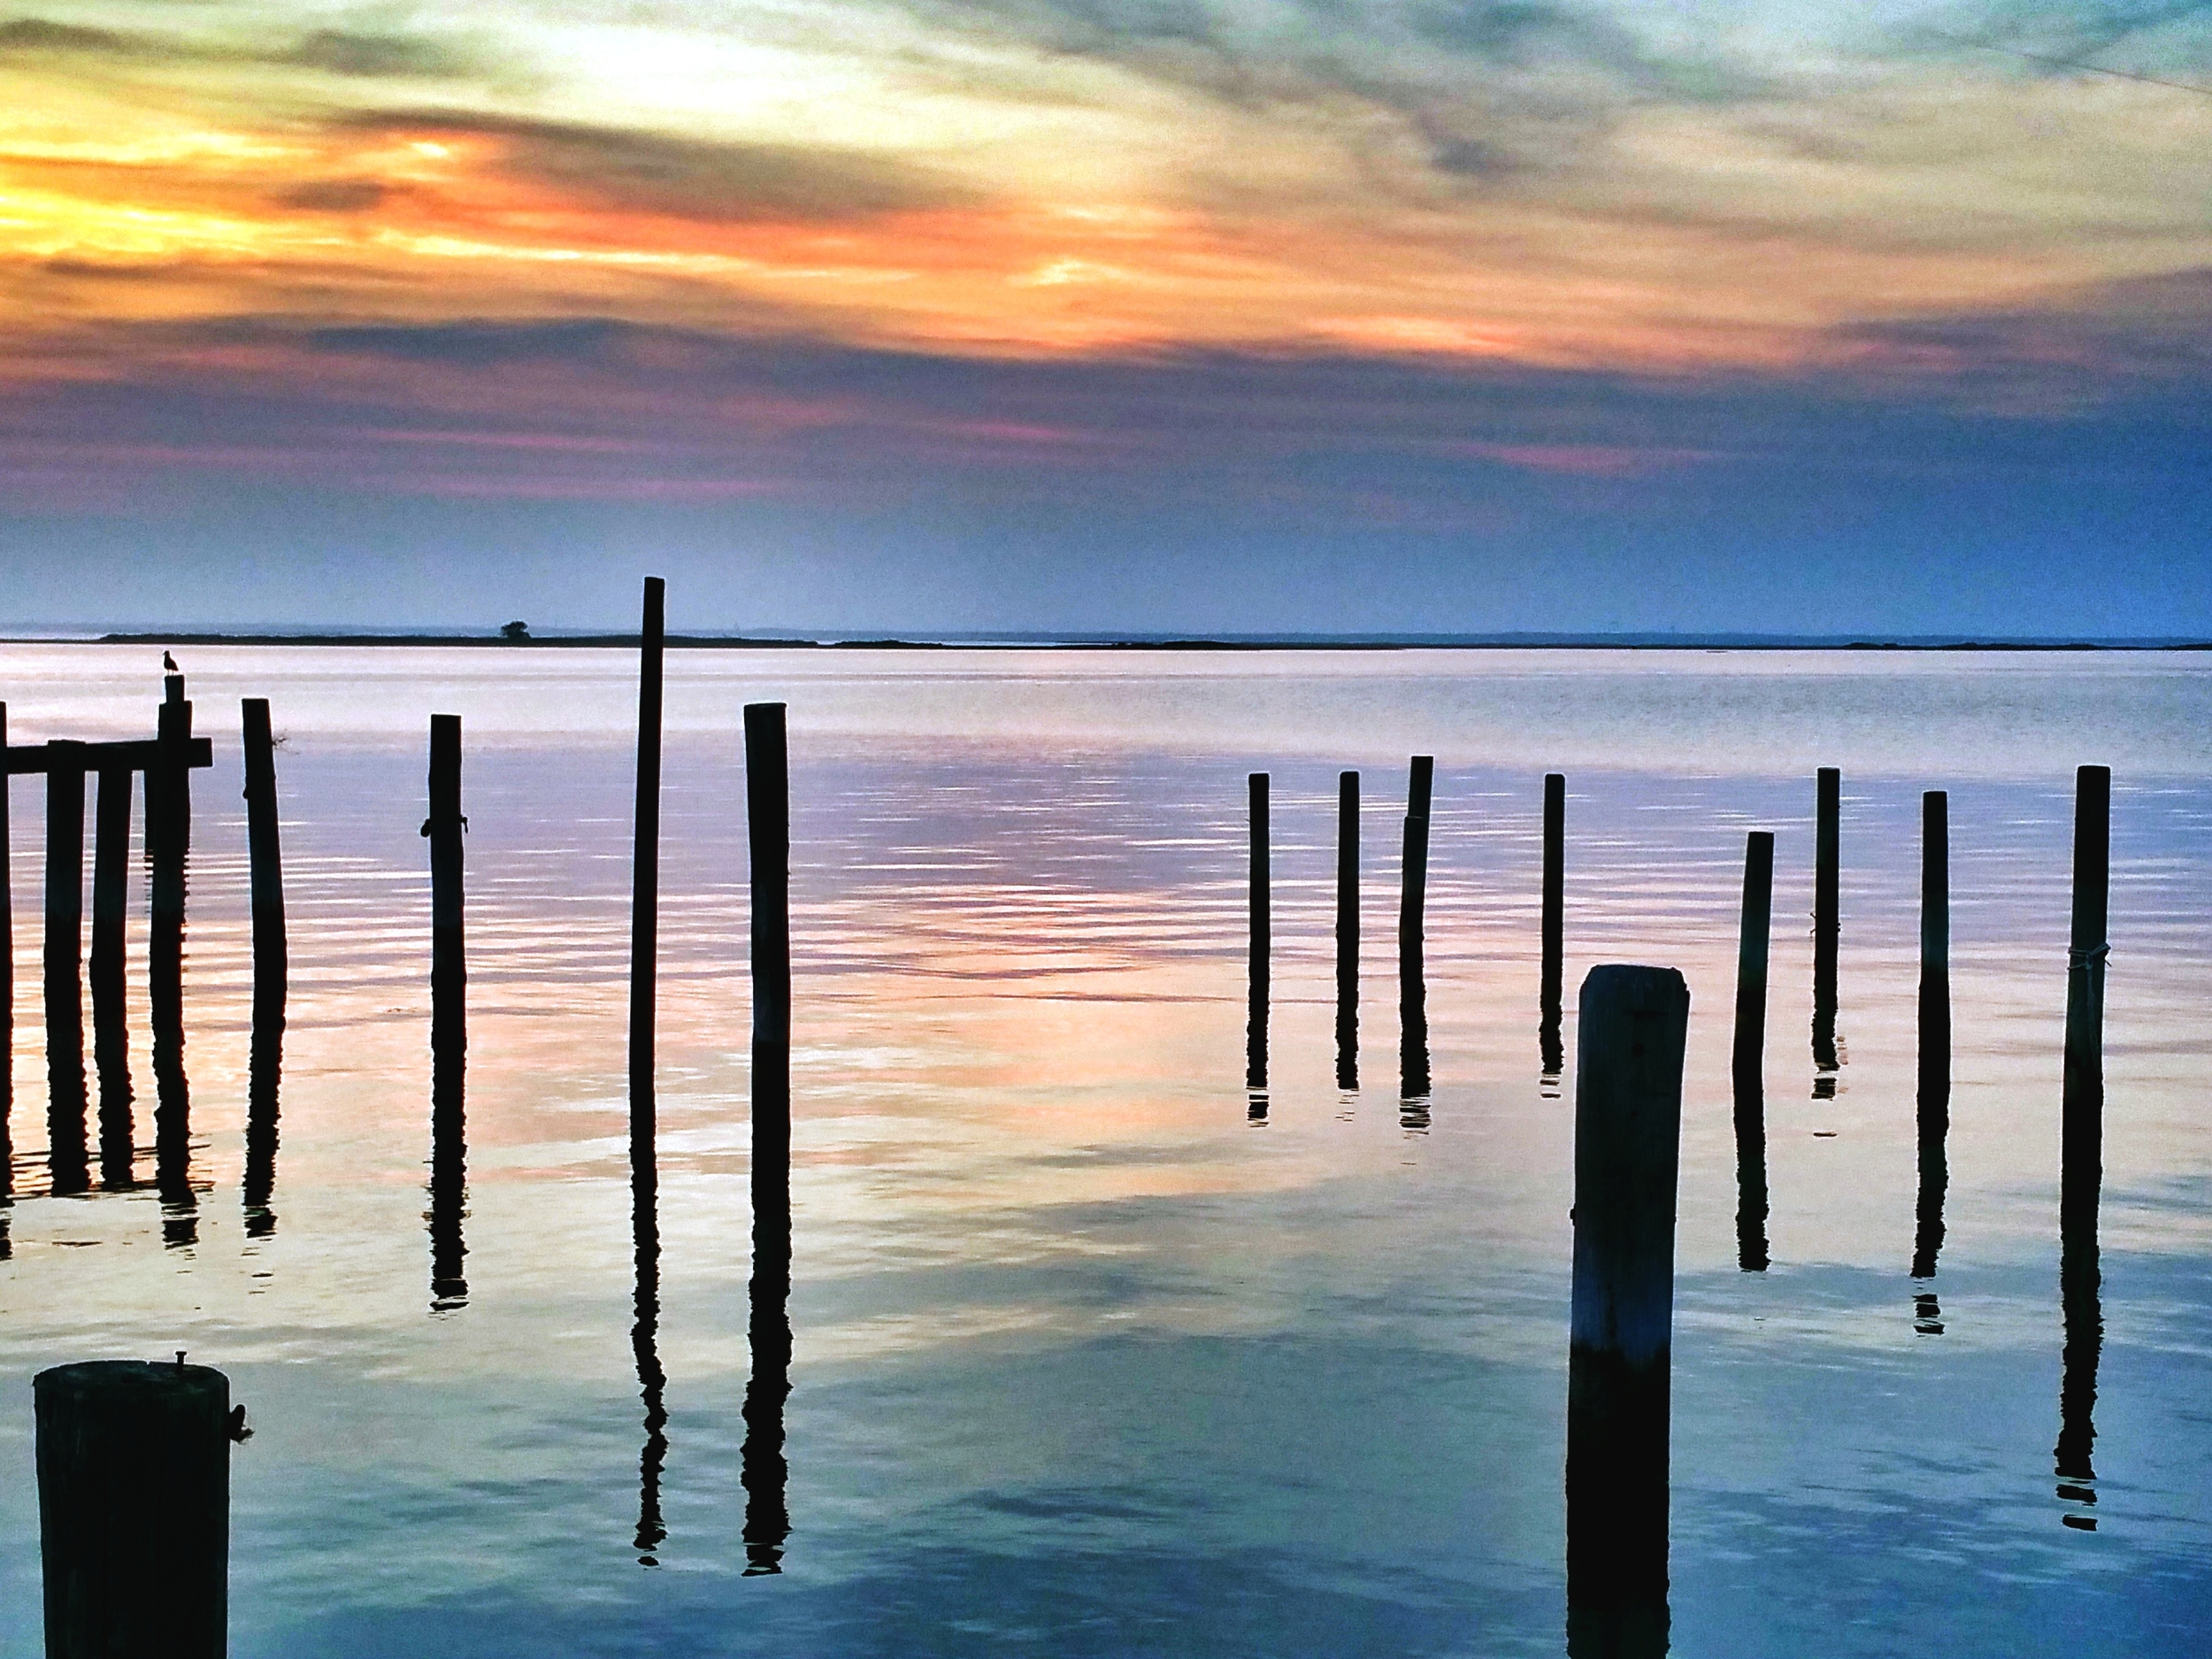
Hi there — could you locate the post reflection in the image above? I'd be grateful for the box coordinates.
[2055,1197,2101,1530]
[242,995,282,1239]
[428,1051,468,1311]
[741,1058,794,1574]
[632,1123,668,1566]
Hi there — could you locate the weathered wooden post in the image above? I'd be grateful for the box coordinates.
[1246,772,1270,1093]
[423,714,468,1310]
[1732,831,1773,1274]
[1,702,12,1192]
[630,577,664,1164]
[44,741,89,1194]
[241,700,287,1235]
[741,700,792,1572]
[90,765,134,1185]
[1914,791,1950,1282]
[1335,770,1359,1090]
[1565,964,1687,1657]
[36,1357,233,1658]
[1811,766,1840,1093]
[1398,757,1432,1101]
[1540,774,1565,1071]
[150,691,192,1200]
[2062,765,2109,1228]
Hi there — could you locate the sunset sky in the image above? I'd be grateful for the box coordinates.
[2,0,2207,634]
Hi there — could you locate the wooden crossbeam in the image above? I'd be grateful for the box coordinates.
[4,739,214,776]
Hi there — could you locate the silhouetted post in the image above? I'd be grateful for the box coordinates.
[241,700,286,1236]
[1398,757,1432,1101]
[90,766,134,1186]
[43,743,89,1194]
[150,695,191,1217]
[1732,832,1773,1273]
[1,703,12,1194]
[1913,792,1950,1283]
[36,1357,231,1658]
[1335,770,1359,1090]
[2062,765,2109,1227]
[1247,772,1270,1093]
[424,715,468,1309]
[742,701,792,1572]
[1565,964,1687,1658]
[1811,766,1840,1092]
[1540,774,1565,1076]
[631,578,664,1167]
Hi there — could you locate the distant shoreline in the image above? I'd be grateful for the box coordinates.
[21,632,2212,653]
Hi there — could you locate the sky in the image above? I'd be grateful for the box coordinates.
[0,0,2208,635]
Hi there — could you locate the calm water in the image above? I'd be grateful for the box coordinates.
[2,647,2208,1656]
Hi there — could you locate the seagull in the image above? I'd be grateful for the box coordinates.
[163,650,180,672]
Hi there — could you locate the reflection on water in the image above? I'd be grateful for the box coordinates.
[0,648,2208,1658]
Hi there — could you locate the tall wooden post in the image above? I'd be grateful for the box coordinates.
[90,766,134,1186]
[1732,832,1773,1273]
[43,742,89,1194]
[1913,792,1950,1282]
[150,695,191,1208]
[242,700,286,1236]
[1335,770,1359,1090]
[2062,765,2109,1228]
[36,1358,231,1659]
[1398,757,1432,1101]
[1540,772,1565,1078]
[1246,772,1270,1094]
[741,701,792,1573]
[425,715,468,1310]
[630,578,664,1166]
[1565,964,1687,1657]
[1811,766,1840,1092]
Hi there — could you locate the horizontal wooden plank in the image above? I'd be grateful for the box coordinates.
[4,738,215,775]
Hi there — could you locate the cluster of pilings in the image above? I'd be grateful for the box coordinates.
[24,598,2125,1655]
[0,678,291,1257]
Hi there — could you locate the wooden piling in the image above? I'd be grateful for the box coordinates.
[1565,964,1687,1651]
[164,673,191,854]
[1732,832,1773,1273]
[90,766,134,1184]
[43,742,88,1194]
[150,695,191,1189]
[1398,757,1432,1101]
[1913,792,1950,1281]
[1540,772,1565,1023]
[1,702,12,1189]
[2062,765,2109,1225]
[36,1357,230,1659]
[741,700,792,1574]
[1247,772,1269,1092]
[241,700,286,1236]
[1811,766,1840,1087]
[426,715,466,1076]
[1335,770,1359,1090]
[630,578,664,1150]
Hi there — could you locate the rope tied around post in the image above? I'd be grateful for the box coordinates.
[2068,942,2111,970]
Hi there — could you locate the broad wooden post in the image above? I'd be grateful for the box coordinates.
[37,1357,231,1658]
[1566,964,1687,1655]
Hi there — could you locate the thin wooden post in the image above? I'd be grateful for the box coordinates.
[630,578,664,1151]
[1540,772,1565,1078]
[2062,765,2109,1227]
[44,743,89,1194]
[1,702,12,1194]
[1565,964,1687,1655]
[1246,772,1269,1094]
[424,715,467,1309]
[1732,832,1773,1273]
[1811,766,1840,1090]
[90,766,134,1185]
[150,696,191,1200]
[241,700,286,1236]
[36,1358,231,1659]
[1335,770,1359,1090]
[1398,757,1432,1101]
[741,700,792,1573]
[1914,792,1950,1281]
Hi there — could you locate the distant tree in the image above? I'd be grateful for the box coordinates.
[500,620,530,641]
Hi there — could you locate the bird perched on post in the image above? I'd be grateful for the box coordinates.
[163,650,179,672]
